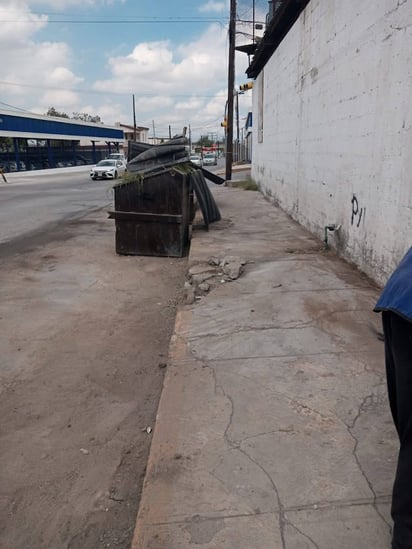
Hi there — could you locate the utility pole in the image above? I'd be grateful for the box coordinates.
[132,94,137,141]
[225,0,236,182]
[235,91,240,162]
[253,0,255,43]
[152,120,156,142]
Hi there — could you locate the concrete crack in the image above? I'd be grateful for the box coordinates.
[219,368,339,428]
[347,390,392,530]
[197,350,354,361]
[286,520,320,549]
[282,495,391,514]
[186,308,372,341]
[237,444,287,549]
[240,429,289,443]
[223,391,236,447]
[210,363,286,548]
[385,0,409,19]
[186,324,325,341]
[348,392,376,430]
[148,510,274,527]
[108,496,124,503]
[201,360,237,448]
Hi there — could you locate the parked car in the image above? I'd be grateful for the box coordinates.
[90,159,126,180]
[203,153,217,166]
[189,154,202,167]
[107,153,126,162]
[8,161,26,172]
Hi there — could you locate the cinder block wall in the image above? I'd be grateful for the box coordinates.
[251,0,412,285]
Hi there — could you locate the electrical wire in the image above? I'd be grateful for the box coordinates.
[0,16,228,24]
[0,100,31,112]
[0,80,227,98]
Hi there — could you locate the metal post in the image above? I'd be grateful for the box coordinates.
[225,0,236,182]
[14,138,20,171]
[47,139,54,168]
[92,141,96,164]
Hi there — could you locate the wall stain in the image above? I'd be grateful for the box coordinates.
[310,67,319,83]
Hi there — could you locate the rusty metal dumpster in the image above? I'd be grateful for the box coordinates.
[109,165,194,257]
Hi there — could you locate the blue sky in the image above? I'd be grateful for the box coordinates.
[0,0,266,140]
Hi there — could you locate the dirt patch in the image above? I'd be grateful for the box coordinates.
[0,210,187,548]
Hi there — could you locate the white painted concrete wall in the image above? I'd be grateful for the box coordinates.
[251,0,412,285]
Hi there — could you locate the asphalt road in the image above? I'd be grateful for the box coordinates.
[0,166,114,252]
[0,159,246,255]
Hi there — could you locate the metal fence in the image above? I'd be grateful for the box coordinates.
[0,139,116,172]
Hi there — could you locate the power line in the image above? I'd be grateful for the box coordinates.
[0,100,30,113]
[0,10,227,20]
[0,16,228,24]
[0,80,227,98]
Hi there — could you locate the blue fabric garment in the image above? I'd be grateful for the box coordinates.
[374,247,412,322]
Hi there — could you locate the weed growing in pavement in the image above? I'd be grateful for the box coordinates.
[230,177,259,191]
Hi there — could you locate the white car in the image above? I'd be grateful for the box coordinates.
[189,154,202,167]
[203,153,217,166]
[90,159,126,180]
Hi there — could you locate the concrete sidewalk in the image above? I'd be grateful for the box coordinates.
[132,185,396,548]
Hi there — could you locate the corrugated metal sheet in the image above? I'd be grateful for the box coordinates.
[0,111,123,141]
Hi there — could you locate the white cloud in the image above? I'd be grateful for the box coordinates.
[47,67,83,87]
[108,41,174,83]
[0,1,252,137]
[0,1,47,45]
[83,100,127,124]
[94,23,229,100]
[41,89,79,107]
[199,1,227,13]
[0,1,86,115]
[174,97,204,112]
[26,0,125,8]
[90,22,234,133]
[135,96,174,113]
[2,39,83,109]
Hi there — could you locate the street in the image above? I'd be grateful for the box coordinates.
[0,159,234,250]
[0,167,113,250]
[0,168,187,548]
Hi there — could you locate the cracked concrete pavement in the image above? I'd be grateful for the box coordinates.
[131,186,396,548]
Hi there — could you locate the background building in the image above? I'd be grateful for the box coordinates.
[0,109,123,171]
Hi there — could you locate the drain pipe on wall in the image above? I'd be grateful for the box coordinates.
[323,224,341,250]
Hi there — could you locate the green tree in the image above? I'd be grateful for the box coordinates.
[46,107,69,118]
[72,112,102,124]
[0,137,13,151]
[196,135,214,148]
[46,108,102,124]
